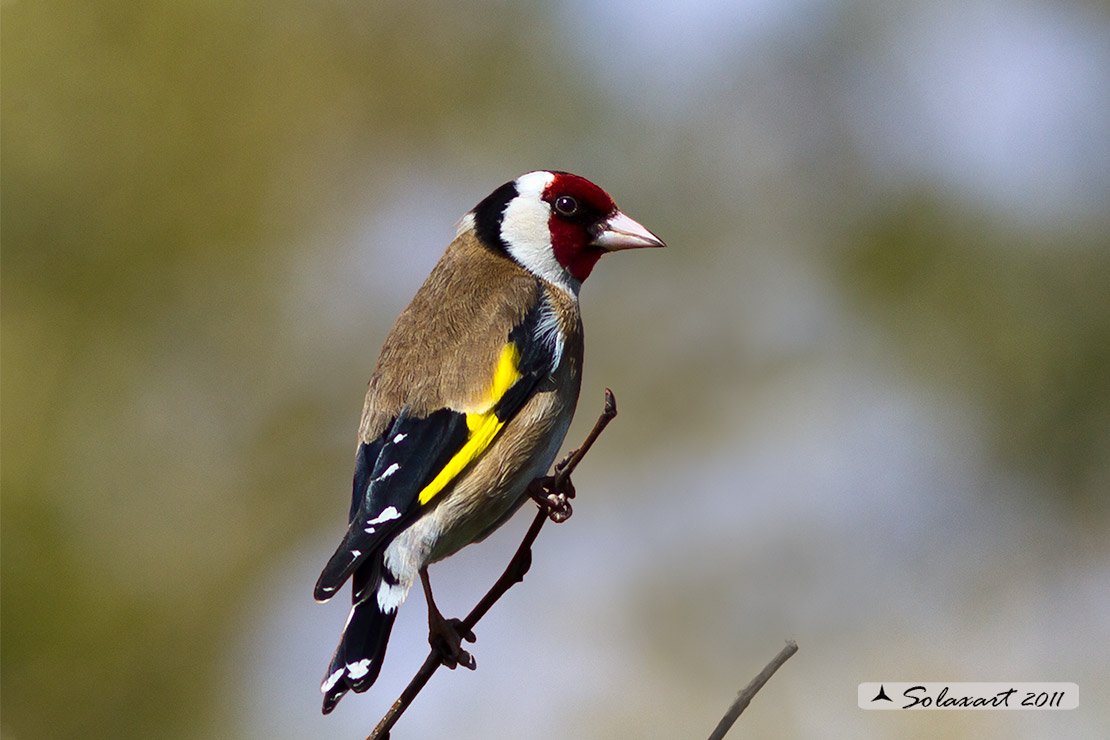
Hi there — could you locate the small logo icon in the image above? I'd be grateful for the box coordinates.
[871,685,893,703]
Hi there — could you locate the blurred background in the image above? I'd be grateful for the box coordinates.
[3,0,1109,738]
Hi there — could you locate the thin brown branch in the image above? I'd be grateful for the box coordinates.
[554,388,617,492]
[366,391,618,740]
[706,640,799,740]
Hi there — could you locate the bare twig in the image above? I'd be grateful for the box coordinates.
[706,641,799,740]
[554,388,616,492]
[366,391,619,740]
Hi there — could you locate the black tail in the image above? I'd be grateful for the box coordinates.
[314,534,364,603]
[320,564,398,714]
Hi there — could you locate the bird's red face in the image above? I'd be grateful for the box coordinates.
[472,171,666,292]
[542,173,621,282]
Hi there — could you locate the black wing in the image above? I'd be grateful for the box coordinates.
[313,296,559,603]
[314,408,467,601]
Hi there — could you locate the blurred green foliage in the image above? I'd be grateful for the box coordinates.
[838,194,1110,517]
[2,1,606,736]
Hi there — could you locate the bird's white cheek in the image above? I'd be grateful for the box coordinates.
[500,173,579,294]
[501,192,554,268]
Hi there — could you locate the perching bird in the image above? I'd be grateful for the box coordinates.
[314,171,665,714]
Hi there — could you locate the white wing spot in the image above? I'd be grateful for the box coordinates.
[378,463,400,480]
[322,667,345,693]
[368,506,401,525]
[345,659,372,680]
[392,433,407,443]
[350,549,361,559]
[363,506,400,535]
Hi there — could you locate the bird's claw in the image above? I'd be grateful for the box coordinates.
[543,492,573,523]
[528,474,575,523]
[429,616,476,671]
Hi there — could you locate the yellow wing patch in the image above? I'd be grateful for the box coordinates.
[417,344,522,506]
[488,342,522,406]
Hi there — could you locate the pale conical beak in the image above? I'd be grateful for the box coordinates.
[591,210,667,251]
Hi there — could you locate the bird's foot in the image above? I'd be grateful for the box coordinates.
[527,470,576,523]
[420,567,476,671]
[428,613,476,671]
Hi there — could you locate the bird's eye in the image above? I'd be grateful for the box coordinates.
[554,195,579,216]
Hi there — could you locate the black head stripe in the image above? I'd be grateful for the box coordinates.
[471,179,519,253]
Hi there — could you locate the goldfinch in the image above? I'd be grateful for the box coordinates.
[314,171,665,714]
